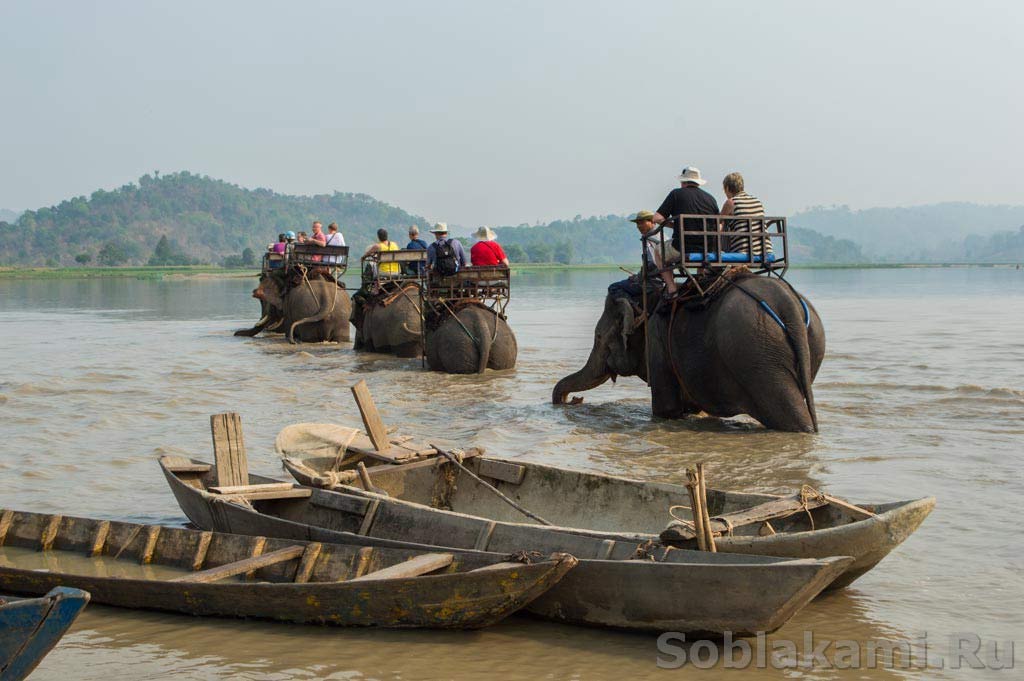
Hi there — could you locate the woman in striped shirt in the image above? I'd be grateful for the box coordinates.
[720,172,773,258]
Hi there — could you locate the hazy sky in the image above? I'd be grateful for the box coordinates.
[1,1,1020,226]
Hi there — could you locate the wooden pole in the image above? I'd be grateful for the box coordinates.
[685,468,707,551]
[697,463,716,552]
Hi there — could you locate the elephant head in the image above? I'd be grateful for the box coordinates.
[552,295,647,404]
[253,274,284,309]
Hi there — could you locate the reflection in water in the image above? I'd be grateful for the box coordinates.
[2,267,1023,679]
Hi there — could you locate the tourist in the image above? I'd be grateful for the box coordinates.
[309,221,327,247]
[426,223,467,276]
[607,210,677,300]
[363,228,401,276]
[470,226,509,266]
[653,166,719,258]
[405,225,428,275]
[296,231,308,243]
[272,233,287,254]
[324,222,345,265]
[720,172,773,258]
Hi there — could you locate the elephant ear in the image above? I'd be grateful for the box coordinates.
[616,297,635,349]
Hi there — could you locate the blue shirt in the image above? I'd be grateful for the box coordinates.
[405,238,428,274]
[427,237,468,271]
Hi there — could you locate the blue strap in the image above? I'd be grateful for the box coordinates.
[758,300,787,331]
[799,297,810,329]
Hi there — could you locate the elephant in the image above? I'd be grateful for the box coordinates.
[249,274,352,343]
[233,294,284,337]
[426,304,517,374]
[553,274,825,432]
[352,285,423,358]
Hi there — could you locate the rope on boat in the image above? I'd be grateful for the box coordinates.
[431,444,553,526]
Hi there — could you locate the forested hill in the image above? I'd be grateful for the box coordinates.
[493,215,865,265]
[0,172,426,267]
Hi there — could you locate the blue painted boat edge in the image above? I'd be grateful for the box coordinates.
[0,587,90,681]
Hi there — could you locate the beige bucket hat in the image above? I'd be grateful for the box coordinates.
[429,222,449,233]
[677,166,707,185]
[474,226,496,241]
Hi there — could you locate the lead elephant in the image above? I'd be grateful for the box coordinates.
[251,274,352,343]
[426,305,517,374]
[234,294,283,337]
[352,285,423,357]
[553,275,825,432]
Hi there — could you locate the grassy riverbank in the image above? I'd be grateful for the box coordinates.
[0,266,260,280]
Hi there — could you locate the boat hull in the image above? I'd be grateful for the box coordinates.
[0,587,89,681]
[161,458,852,634]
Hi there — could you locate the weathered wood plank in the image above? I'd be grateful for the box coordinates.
[0,510,13,546]
[171,545,305,583]
[293,542,322,583]
[140,525,160,564]
[246,536,267,580]
[478,459,526,485]
[474,521,496,551]
[192,531,213,570]
[357,499,380,536]
[348,552,454,582]
[40,514,62,551]
[351,380,389,452]
[211,412,248,488]
[210,483,296,495]
[351,546,374,579]
[468,561,523,573]
[89,520,110,556]
[219,488,312,502]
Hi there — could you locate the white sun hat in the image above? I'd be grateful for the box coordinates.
[429,222,449,233]
[474,226,496,241]
[677,166,707,185]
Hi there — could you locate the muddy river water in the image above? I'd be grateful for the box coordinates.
[1,267,1021,679]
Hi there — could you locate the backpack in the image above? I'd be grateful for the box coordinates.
[434,239,458,276]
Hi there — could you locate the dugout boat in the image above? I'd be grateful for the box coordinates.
[0,508,576,630]
[282,449,933,590]
[160,455,853,634]
[0,586,89,681]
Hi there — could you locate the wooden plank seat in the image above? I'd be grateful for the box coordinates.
[348,553,454,582]
[211,484,312,502]
[171,545,306,583]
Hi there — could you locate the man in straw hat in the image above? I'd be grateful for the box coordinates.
[607,210,677,302]
[653,166,720,258]
[426,222,467,276]
[470,226,510,267]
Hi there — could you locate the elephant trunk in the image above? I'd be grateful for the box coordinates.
[552,326,617,404]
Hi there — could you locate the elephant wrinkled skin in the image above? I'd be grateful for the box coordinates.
[352,289,423,358]
[426,305,517,374]
[250,275,352,343]
[553,275,824,432]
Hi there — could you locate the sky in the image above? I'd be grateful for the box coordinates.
[0,0,1021,227]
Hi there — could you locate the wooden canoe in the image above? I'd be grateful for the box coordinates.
[1,586,89,681]
[283,451,934,590]
[0,508,576,630]
[160,456,853,634]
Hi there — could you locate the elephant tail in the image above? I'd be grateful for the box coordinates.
[288,283,339,344]
[774,290,818,432]
[475,319,493,374]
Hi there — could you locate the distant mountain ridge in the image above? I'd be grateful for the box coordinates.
[791,203,1024,262]
[1,173,1020,266]
[0,172,427,267]
[0,208,20,223]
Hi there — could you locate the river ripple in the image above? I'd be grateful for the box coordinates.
[0,267,1021,679]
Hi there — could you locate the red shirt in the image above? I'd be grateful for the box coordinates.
[471,240,507,266]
